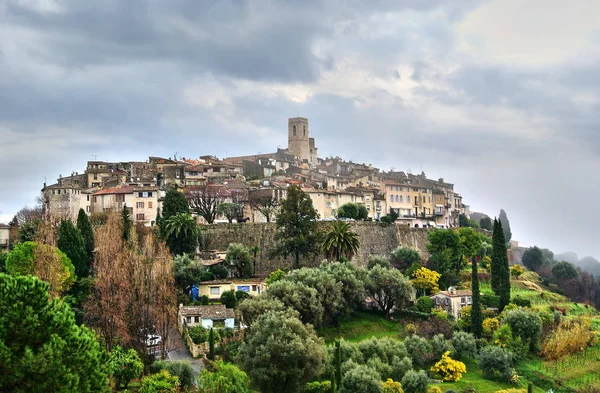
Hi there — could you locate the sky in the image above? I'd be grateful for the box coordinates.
[1,0,599,258]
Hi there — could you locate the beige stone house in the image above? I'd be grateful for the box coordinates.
[178,304,236,329]
[92,185,158,226]
[0,223,10,250]
[199,279,266,301]
[431,288,473,320]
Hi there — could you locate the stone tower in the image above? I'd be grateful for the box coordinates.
[288,117,310,162]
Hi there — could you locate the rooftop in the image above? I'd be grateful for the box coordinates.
[179,304,235,319]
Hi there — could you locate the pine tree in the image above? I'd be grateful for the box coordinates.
[77,208,95,270]
[57,219,88,278]
[471,256,483,338]
[492,219,511,310]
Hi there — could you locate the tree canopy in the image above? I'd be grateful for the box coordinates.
[0,273,110,392]
[321,221,361,261]
[365,265,414,318]
[77,208,95,268]
[225,243,254,278]
[57,219,88,278]
[498,209,512,243]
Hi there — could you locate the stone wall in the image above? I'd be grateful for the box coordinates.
[202,222,432,275]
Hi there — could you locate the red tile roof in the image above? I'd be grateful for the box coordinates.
[93,186,135,196]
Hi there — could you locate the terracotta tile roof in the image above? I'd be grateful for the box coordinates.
[93,186,135,196]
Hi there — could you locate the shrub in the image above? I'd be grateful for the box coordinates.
[430,334,455,360]
[428,387,442,393]
[188,325,209,344]
[541,318,598,360]
[220,290,238,308]
[358,337,409,365]
[303,381,332,393]
[391,356,413,382]
[198,361,250,393]
[199,295,210,305]
[451,332,477,360]
[430,351,466,382]
[236,290,250,302]
[390,247,421,271]
[478,346,514,381]
[511,297,531,308]
[502,308,542,352]
[482,318,501,337]
[404,335,432,367]
[109,345,143,389]
[400,370,428,393]
[339,364,382,393]
[494,390,526,393]
[481,294,500,308]
[405,323,417,336]
[152,360,195,391]
[382,378,404,393]
[139,370,179,393]
[369,255,393,270]
[416,296,434,313]
[492,324,527,360]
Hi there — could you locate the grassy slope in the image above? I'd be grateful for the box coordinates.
[318,311,402,343]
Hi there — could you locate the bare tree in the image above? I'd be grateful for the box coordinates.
[185,184,226,224]
[14,205,43,225]
[248,189,280,222]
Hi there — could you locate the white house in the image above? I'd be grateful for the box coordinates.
[178,304,235,329]
[431,288,473,320]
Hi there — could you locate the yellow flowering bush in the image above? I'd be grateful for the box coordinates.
[510,265,524,278]
[482,317,501,337]
[428,386,443,393]
[411,267,441,295]
[382,378,404,393]
[430,351,466,382]
[494,389,526,393]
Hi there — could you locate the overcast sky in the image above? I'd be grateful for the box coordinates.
[1,0,599,258]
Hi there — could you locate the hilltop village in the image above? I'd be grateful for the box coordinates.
[41,117,471,228]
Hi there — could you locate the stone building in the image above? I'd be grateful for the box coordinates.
[288,117,318,165]
[431,288,473,320]
[0,223,10,250]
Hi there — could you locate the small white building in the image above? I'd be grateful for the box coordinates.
[431,288,472,320]
[178,304,235,329]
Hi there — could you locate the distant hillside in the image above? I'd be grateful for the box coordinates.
[574,256,600,276]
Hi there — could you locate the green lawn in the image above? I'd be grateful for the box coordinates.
[440,360,546,393]
[318,311,402,343]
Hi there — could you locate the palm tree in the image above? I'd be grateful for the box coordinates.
[164,213,199,255]
[321,221,360,261]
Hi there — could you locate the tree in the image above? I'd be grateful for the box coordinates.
[478,345,514,381]
[451,332,477,360]
[498,209,512,243]
[274,185,320,268]
[368,255,392,269]
[220,290,238,308]
[217,202,242,223]
[522,246,545,272]
[339,364,382,393]
[57,219,88,278]
[6,241,76,297]
[0,274,110,392]
[18,221,39,243]
[411,267,441,296]
[321,221,361,261]
[480,216,493,231]
[173,254,211,294]
[430,351,466,382]
[238,311,326,393]
[471,255,483,338]
[400,370,428,393]
[266,280,324,327]
[198,361,250,393]
[491,219,510,310]
[322,261,366,312]
[109,345,143,389]
[237,295,287,326]
[459,214,479,228]
[77,208,95,267]
[139,370,179,393]
[552,261,579,283]
[365,265,414,318]
[13,204,43,226]
[186,184,226,224]
[357,204,369,220]
[225,243,254,278]
[426,229,462,289]
[390,247,421,271]
[164,213,199,255]
[248,191,280,223]
[503,308,542,352]
[162,186,190,220]
[337,203,359,220]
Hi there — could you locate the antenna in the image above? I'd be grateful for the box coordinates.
[92,154,97,160]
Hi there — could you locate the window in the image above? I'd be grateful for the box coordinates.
[194,316,199,323]
[137,202,144,209]
[57,189,61,195]
[86,206,90,213]
[407,195,411,203]
[116,194,125,202]
[148,192,153,197]
[210,287,220,295]
[303,125,306,136]
[252,285,257,292]
[138,192,143,198]
[390,194,394,201]
[399,195,403,203]
[136,213,145,221]
[93,174,98,180]
[422,196,426,202]
[148,202,153,209]
[93,196,97,203]
[293,125,296,136]
[186,317,191,323]
[461,297,466,304]
[395,195,399,202]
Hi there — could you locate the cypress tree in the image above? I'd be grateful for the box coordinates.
[208,328,215,361]
[499,209,512,244]
[57,219,88,279]
[122,204,132,243]
[335,340,342,389]
[471,256,483,338]
[77,208,95,269]
[492,219,511,310]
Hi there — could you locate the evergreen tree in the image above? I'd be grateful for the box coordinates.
[274,185,320,268]
[122,204,132,242]
[162,186,190,220]
[77,208,95,268]
[492,219,510,310]
[0,274,110,392]
[57,219,88,278]
[471,256,483,338]
[499,209,512,243]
